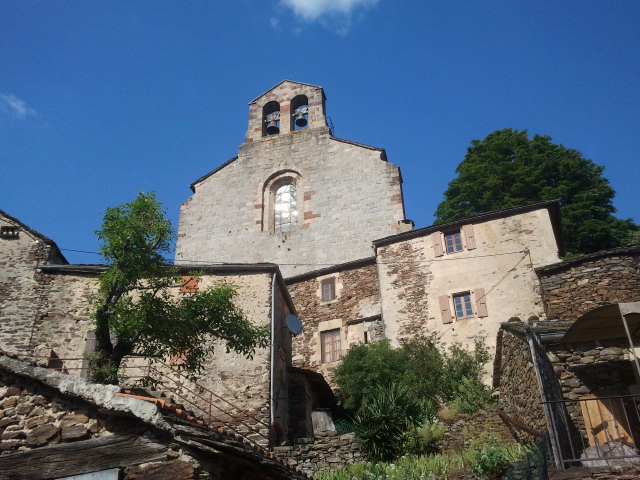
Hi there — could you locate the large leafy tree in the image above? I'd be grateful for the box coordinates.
[91,192,268,384]
[434,129,637,256]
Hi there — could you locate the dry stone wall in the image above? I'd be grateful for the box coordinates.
[274,433,364,475]
[538,245,640,319]
[494,328,547,438]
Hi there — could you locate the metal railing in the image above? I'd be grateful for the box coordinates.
[543,394,640,469]
[31,354,271,449]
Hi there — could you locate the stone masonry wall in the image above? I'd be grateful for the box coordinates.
[0,216,54,356]
[287,262,382,382]
[494,329,547,438]
[175,84,405,278]
[274,433,364,475]
[538,246,640,319]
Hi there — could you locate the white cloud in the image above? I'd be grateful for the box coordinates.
[0,93,37,119]
[280,0,379,21]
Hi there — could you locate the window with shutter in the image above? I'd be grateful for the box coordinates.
[453,292,474,319]
[321,329,341,363]
[444,231,464,254]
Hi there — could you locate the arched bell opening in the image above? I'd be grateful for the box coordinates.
[263,101,281,136]
[290,95,309,131]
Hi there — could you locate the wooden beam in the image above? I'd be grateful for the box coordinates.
[0,434,166,480]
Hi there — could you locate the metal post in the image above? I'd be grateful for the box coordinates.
[620,305,640,380]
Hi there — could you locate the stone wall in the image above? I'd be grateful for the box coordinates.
[0,213,63,356]
[287,260,382,381]
[439,407,520,453]
[377,206,561,378]
[175,81,405,277]
[537,245,640,319]
[550,464,640,480]
[274,433,364,475]
[493,328,547,437]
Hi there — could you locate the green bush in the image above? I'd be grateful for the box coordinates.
[351,383,425,462]
[404,421,446,456]
[317,444,532,480]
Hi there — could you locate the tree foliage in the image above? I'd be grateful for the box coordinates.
[333,335,491,415]
[334,336,491,461]
[91,192,268,384]
[434,129,638,256]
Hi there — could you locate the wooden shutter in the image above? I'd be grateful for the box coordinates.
[463,224,476,250]
[180,275,199,293]
[439,295,453,324]
[475,288,488,317]
[432,232,444,257]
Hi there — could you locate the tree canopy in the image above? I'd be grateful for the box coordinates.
[434,129,638,256]
[91,192,268,384]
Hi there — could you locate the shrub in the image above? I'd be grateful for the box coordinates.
[351,383,425,462]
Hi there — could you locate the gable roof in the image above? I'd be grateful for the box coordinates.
[372,199,563,253]
[249,80,324,104]
[0,209,68,263]
[535,243,640,275]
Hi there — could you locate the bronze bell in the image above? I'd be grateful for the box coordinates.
[294,106,308,127]
[265,111,280,135]
[266,120,280,135]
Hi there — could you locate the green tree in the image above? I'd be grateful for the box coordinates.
[91,192,268,384]
[434,129,638,256]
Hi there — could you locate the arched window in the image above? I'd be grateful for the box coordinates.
[263,101,280,136]
[274,183,297,232]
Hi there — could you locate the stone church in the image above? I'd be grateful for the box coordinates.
[0,80,564,448]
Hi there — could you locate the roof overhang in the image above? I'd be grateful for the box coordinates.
[561,302,640,343]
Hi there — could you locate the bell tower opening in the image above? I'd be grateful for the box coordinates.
[263,101,280,136]
[290,95,309,131]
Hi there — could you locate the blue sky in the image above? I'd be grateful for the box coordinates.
[1,1,638,264]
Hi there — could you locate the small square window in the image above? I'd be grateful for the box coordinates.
[321,329,341,363]
[444,231,463,254]
[453,293,474,319]
[321,278,336,302]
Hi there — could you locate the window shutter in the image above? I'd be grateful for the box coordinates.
[463,224,476,250]
[439,295,453,324]
[475,288,488,317]
[432,232,444,257]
